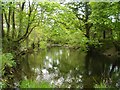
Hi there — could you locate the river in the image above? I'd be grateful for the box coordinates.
[15,47,120,88]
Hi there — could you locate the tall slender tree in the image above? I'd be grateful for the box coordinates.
[0,2,4,38]
[66,1,92,39]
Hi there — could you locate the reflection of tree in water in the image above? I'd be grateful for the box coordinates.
[23,47,120,88]
[12,53,35,87]
[43,48,84,88]
[43,47,120,88]
[48,48,120,88]
[84,51,120,88]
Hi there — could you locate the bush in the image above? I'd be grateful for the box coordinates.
[1,53,16,72]
[0,53,16,89]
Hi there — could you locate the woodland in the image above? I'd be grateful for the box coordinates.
[0,0,120,88]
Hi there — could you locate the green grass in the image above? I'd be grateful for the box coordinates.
[94,82,107,88]
[20,79,54,88]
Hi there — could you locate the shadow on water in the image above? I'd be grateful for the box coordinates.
[84,50,120,88]
[15,47,120,88]
[11,53,35,88]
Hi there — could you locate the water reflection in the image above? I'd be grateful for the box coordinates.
[24,47,120,88]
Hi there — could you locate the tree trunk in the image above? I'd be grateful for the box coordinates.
[18,2,25,38]
[0,2,4,38]
[6,2,12,38]
[103,30,106,39]
[12,7,15,39]
[1,10,4,38]
[85,2,90,39]
[85,23,90,39]
[110,29,113,39]
[18,12,22,38]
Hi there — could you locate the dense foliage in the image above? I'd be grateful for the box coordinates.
[0,0,120,88]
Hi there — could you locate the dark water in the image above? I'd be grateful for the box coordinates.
[17,47,120,88]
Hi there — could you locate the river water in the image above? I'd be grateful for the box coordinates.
[17,47,120,88]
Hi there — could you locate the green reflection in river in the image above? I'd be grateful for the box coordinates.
[24,47,120,88]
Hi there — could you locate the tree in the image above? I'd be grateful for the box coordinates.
[0,2,4,38]
[66,1,92,39]
[90,2,120,40]
[1,1,39,52]
[34,1,87,48]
